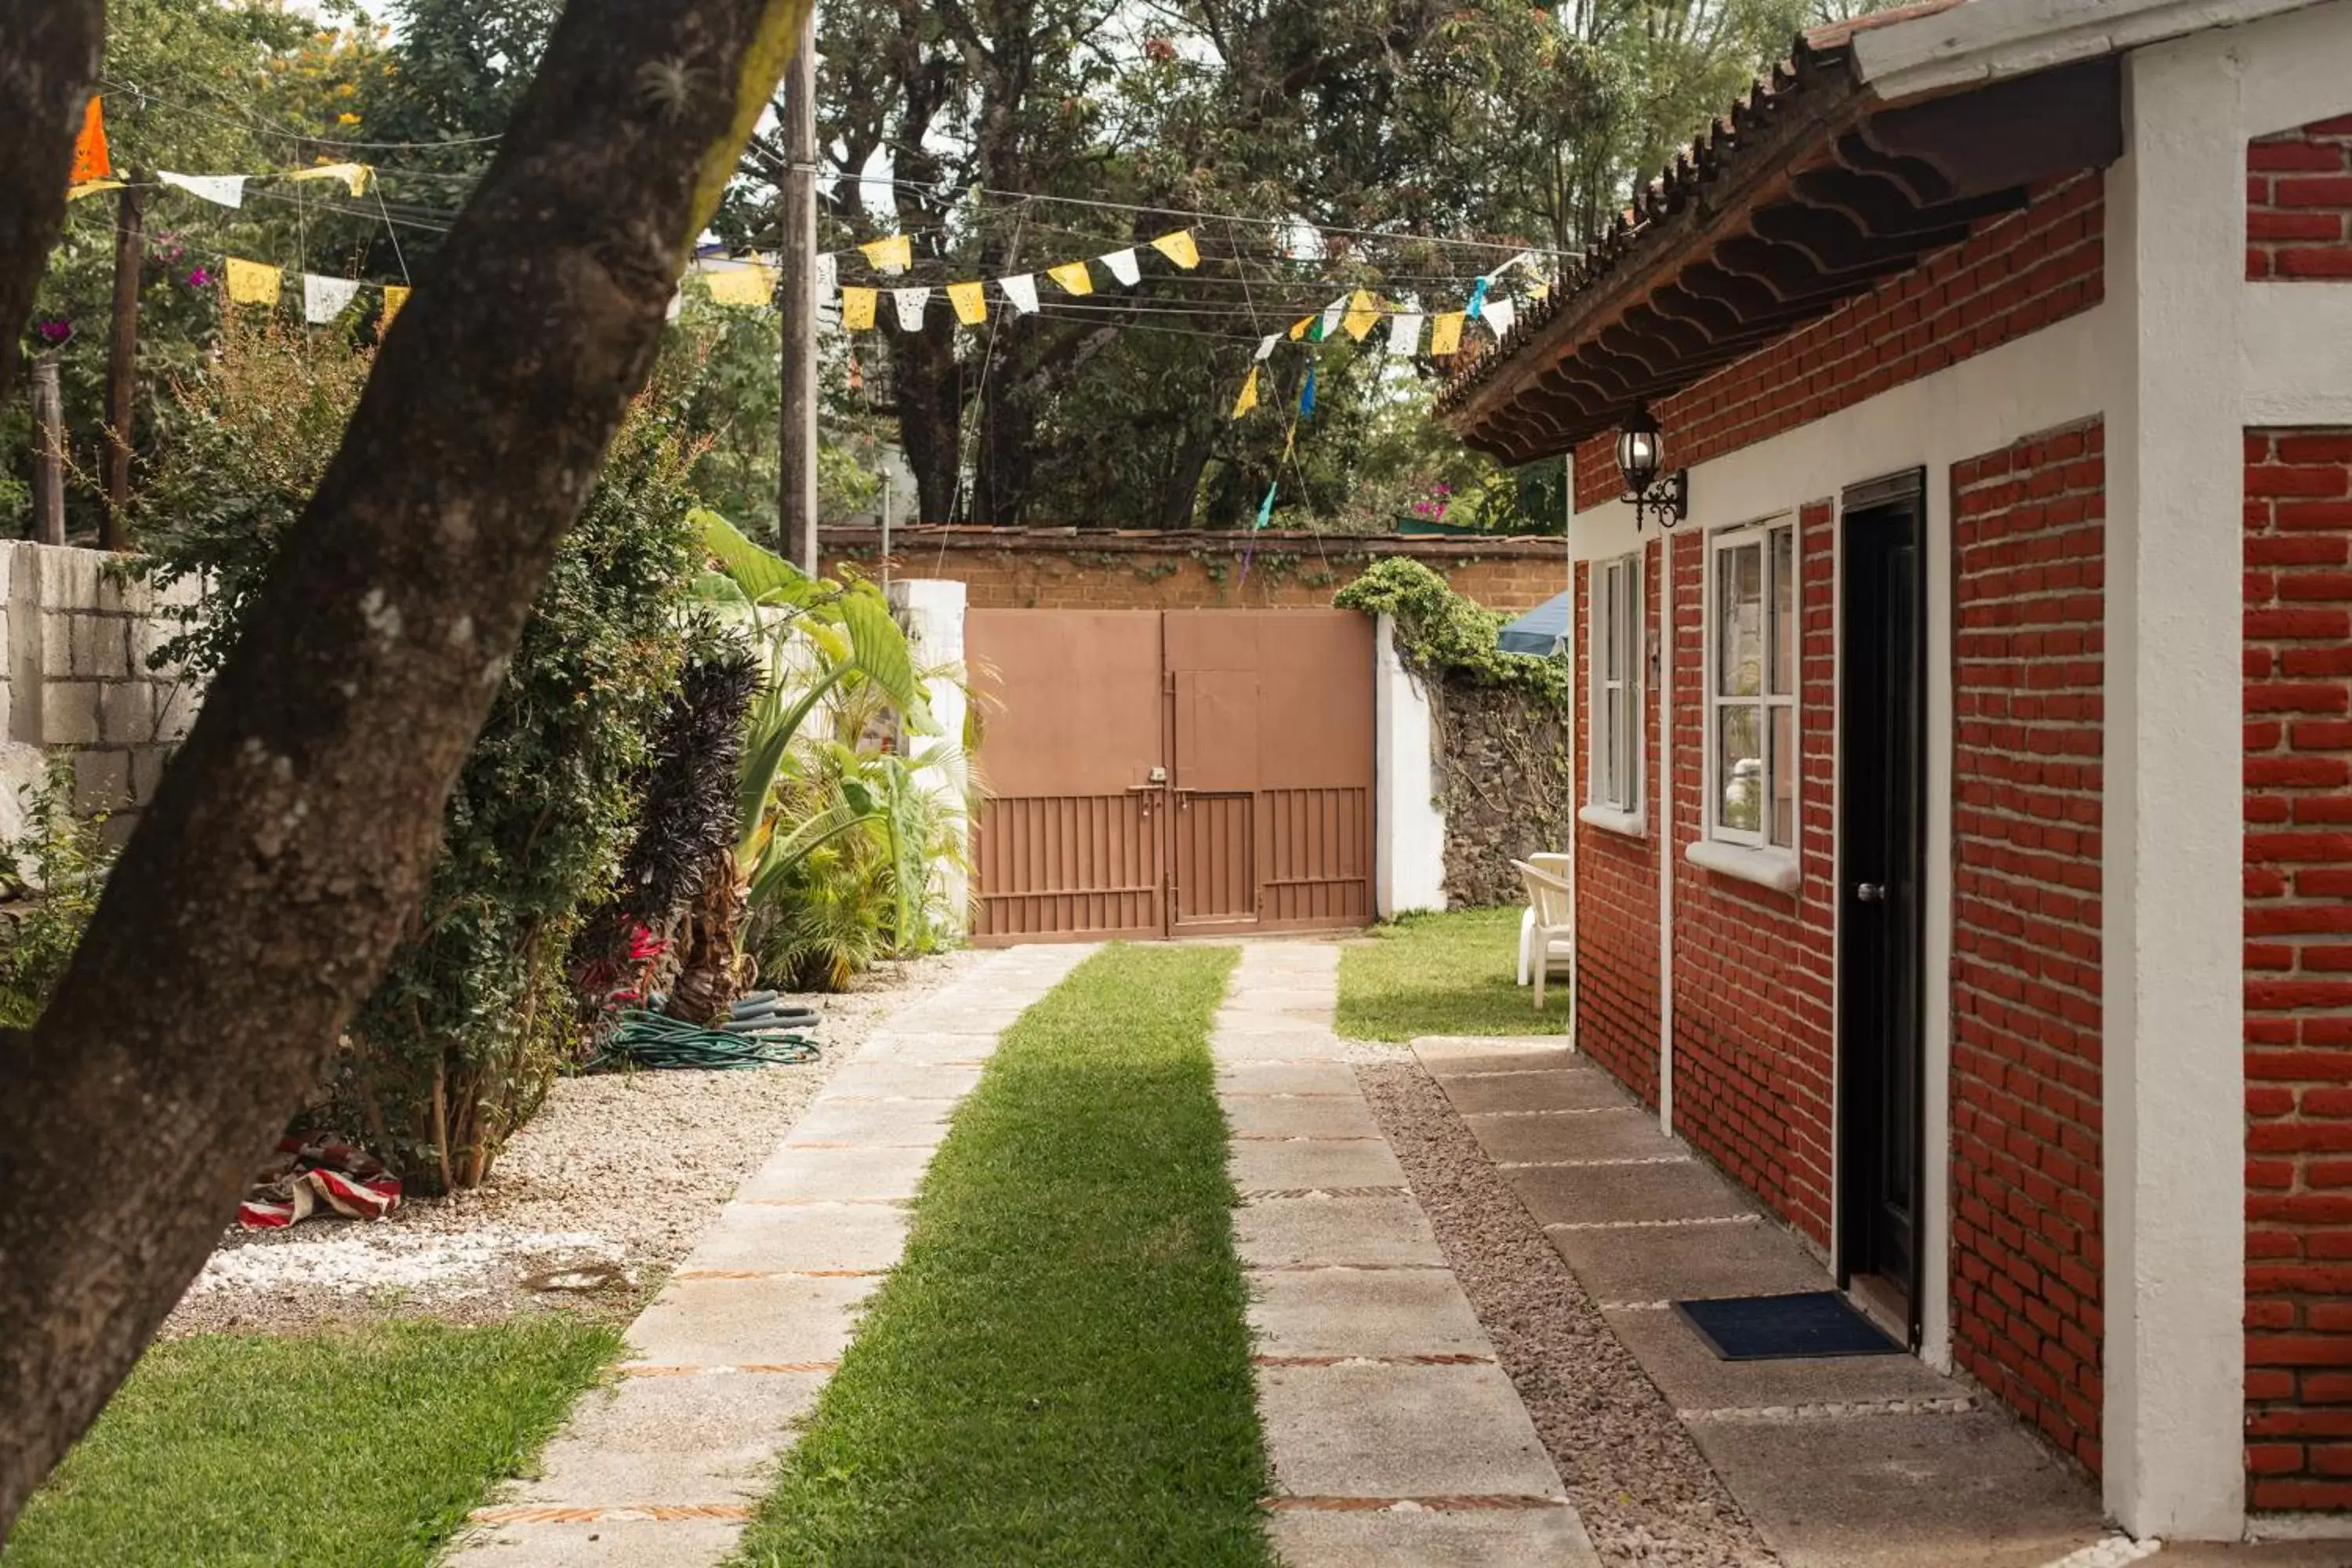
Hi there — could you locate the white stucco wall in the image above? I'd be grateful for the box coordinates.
[2101,2,2352,1540]
[887,578,973,938]
[1374,615,1448,918]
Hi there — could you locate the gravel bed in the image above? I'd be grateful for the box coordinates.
[163,948,985,1338]
[1356,1059,1779,1567]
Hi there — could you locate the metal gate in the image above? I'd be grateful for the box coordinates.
[967,608,1374,944]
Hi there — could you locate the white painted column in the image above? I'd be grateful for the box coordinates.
[888,578,972,938]
[1374,614,1447,919]
[2101,38,2248,1541]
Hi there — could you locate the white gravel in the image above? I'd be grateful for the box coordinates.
[1357,1058,1780,1567]
[164,948,982,1337]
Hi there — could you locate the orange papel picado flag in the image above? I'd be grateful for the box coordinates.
[70,96,111,184]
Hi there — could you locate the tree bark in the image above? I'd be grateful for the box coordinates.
[0,1,101,409]
[0,0,811,1540]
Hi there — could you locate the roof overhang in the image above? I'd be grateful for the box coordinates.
[1438,13,2129,464]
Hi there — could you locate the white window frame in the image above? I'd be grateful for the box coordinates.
[1693,515,1800,889]
[1581,550,1645,836]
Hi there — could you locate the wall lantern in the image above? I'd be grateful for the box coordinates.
[1615,402,1688,530]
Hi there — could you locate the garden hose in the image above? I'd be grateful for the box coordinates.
[589,1008,820,1072]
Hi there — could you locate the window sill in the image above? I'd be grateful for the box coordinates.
[1686,838,1800,895]
[1578,803,1647,840]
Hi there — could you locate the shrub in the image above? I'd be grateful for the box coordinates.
[0,757,120,1027]
[142,323,702,1189]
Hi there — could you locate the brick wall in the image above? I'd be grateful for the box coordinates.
[1664,503,1839,1248]
[821,527,1567,612]
[1573,543,1664,1105]
[1573,172,2105,514]
[2248,115,2352,281]
[1948,419,2107,1475]
[2244,426,2352,1510]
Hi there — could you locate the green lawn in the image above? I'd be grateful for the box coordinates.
[734,942,1272,1567]
[1337,906,1563,1042]
[3,1317,617,1568]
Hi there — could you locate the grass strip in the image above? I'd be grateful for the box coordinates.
[1337,906,1562,1042]
[735,942,1270,1566]
[3,1316,618,1568]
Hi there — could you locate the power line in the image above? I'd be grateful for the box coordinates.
[102,77,507,153]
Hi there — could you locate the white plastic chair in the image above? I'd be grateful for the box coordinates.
[1513,857,1573,1013]
[1515,851,1572,988]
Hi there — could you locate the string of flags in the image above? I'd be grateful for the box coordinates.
[65,95,379,206]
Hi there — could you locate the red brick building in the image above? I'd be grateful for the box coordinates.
[1441,0,2352,1541]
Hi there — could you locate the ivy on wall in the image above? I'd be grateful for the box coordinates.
[1334,557,1569,708]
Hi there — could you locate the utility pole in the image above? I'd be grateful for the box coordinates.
[778,6,820,575]
[101,182,144,551]
[30,355,66,546]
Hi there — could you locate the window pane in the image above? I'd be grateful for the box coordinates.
[1718,702,1762,833]
[1771,704,1795,847]
[1602,688,1621,804]
[1716,542,1763,697]
[1769,527,1795,696]
[1602,564,1621,681]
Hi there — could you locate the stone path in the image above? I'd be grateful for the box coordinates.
[1414,1035,2108,1568]
[442,943,1094,1568]
[1219,942,1601,1566]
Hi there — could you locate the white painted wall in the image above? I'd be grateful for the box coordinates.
[2100,1,2352,1540]
[887,578,973,937]
[1374,614,1448,918]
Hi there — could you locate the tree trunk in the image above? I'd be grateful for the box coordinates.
[0,0,812,1539]
[891,320,963,524]
[0,2,101,410]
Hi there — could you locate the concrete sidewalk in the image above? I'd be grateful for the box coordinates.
[442,944,1093,1568]
[1415,1034,2108,1568]
[1221,943,1601,1566]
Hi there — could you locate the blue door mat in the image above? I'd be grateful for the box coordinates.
[1674,1290,1901,1360]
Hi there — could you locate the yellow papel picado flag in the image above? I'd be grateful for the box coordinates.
[1231,365,1259,419]
[1047,260,1094,296]
[1428,310,1466,355]
[948,280,988,325]
[1150,230,1200,269]
[381,285,410,326]
[1341,289,1381,341]
[859,234,912,274]
[841,286,878,331]
[224,257,282,306]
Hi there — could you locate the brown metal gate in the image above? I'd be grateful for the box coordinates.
[968,608,1373,944]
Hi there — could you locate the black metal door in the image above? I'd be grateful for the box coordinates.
[1838,470,1927,1336]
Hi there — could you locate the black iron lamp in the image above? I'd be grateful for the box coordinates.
[1615,402,1688,530]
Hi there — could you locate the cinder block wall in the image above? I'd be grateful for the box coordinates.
[0,543,198,844]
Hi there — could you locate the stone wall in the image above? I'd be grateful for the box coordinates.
[0,543,198,843]
[1425,674,1572,909]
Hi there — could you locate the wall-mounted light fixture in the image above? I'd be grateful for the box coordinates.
[1615,402,1688,530]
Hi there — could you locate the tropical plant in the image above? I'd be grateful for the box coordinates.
[670,510,965,1006]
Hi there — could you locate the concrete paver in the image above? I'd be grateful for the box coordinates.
[1249,1266,1493,1359]
[1268,1504,1600,1567]
[1690,1409,2103,1567]
[1222,942,1597,1567]
[443,944,1094,1567]
[1416,1036,2108,1567]
[1230,1135,1409,1192]
[1232,1192,1447,1270]
[1253,1359,1566,1499]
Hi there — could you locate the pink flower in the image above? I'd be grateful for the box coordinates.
[186,267,214,288]
[34,320,71,345]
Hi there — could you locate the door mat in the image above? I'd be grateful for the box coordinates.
[1673,1290,1901,1361]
